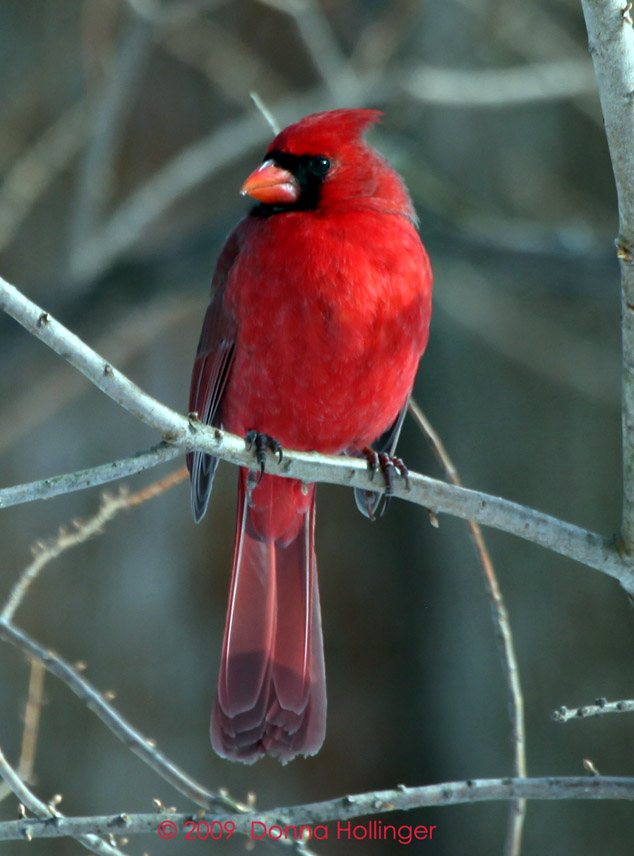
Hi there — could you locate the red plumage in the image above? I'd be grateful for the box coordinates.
[188,109,432,763]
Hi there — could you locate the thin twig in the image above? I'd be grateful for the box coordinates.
[1,467,187,623]
[1,273,632,590]
[0,745,127,855]
[250,91,281,134]
[553,697,634,722]
[409,399,526,856]
[0,442,181,510]
[1,468,316,854]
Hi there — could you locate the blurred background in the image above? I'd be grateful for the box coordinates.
[0,0,632,853]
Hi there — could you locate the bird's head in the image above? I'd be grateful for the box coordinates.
[241,109,415,219]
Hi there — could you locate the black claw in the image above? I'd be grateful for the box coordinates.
[362,448,410,514]
[379,453,410,495]
[246,431,284,483]
[363,446,381,480]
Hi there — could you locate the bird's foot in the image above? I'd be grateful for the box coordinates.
[246,431,283,482]
[362,447,410,514]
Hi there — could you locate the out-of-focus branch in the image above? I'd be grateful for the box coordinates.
[402,59,597,105]
[66,89,345,282]
[409,400,526,856]
[70,14,154,277]
[580,1,634,553]
[66,57,599,283]
[1,272,632,590]
[160,18,291,105]
[126,0,230,26]
[457,0,603,124]
[436,262,619,406]
[257,0,351,98]
[0,101,87,255]
[0,659,45,805]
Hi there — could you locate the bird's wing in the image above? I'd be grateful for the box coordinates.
[188,228,240,522]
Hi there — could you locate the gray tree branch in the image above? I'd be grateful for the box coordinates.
[0,775,632,843]
[580,0,634,550]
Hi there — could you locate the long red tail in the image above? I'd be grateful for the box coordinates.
[211,471,326,763]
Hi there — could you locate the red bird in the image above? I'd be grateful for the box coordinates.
[188,109,432,763]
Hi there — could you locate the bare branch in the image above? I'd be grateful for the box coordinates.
[16,660,45,785]
[0,442,180,510]
[0,776,633,843]
[553,697,634,722]
[1,272,633,591]
[580,0,634,551]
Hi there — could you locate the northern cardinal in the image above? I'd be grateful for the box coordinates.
[188,109,432,763]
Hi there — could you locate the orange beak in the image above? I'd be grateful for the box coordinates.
[240,159,300,204]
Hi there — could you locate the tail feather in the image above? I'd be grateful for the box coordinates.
[211,472,326,763]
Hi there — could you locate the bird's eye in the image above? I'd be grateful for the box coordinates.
[308,156,331,176]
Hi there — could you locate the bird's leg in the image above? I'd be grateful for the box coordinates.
[245,430,283,483]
